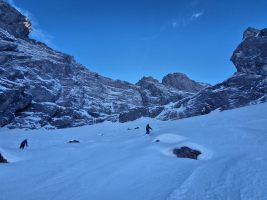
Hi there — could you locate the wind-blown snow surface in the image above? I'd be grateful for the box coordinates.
[1,103,267,200]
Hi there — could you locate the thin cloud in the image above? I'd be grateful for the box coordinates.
[191,11,204,20]
[141,9,205,41]
[5,0,54,46]
[170,10,205,29]
[171,21,178,28]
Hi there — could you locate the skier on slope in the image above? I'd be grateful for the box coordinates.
[146,124,152,135]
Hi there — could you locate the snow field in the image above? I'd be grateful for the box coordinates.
[0,103,267,200]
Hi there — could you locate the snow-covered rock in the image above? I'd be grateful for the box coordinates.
[0,0,31,39]
[0,152,8,163]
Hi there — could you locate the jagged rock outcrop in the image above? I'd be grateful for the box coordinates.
[173,147,201,160]
[162,72,208,92]
[136,76,193,106]
[119,75,203,122]
[159,27,267,121]
[0,0,31,38]
[0,153,8,163]
[0,79,32,127]
[0,1,204,129]
[231,27,267,75]
[119,106,164,123]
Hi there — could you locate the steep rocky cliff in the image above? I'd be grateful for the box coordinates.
[0,1,204,129]
[0,0,31,39]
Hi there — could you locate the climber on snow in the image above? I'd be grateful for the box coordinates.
[19,139,28,149]
[146,124,152,135]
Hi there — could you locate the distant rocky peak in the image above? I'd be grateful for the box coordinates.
[137,76,160,85]
[243,27,267,40]
[259,28,267,38]
[0,0,31,39]
[162,72,206,92]
[231,27,267,75]
[242,27,260,40]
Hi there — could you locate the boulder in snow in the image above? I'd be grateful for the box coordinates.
[173,146,201,160]
[0,153,8,163]
[68,140,80,144]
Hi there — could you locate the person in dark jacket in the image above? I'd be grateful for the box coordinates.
[20,139,28,149]
[146,124,152,135]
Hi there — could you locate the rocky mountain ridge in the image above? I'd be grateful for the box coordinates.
[117,27,267,122]
[156,27,267,121]
[0,1,266,129]
[0,1,207,129]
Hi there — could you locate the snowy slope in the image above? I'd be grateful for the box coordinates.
[1,103,267,200]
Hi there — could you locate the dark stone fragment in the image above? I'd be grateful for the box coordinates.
[173,146,201,160]
[0,153,8,163]
[68,140,80,144]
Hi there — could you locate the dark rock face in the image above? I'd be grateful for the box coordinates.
[0,1,31,39]
[159,73,267,120]
[137,76,194,106]
[231,27,267,75]
[173,147,201,160]
[0,40,17,51]
[242,27,260,39]
[68,140,80,143]
[119,106,164,123]
[0,80,32,127]
[0,153,8,163]
[0,1,204,129]
[162,73,208,92]
[119,107,150,123]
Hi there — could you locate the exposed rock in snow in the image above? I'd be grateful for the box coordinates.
[173,146,201,160]
[0,0,31,39]
[0,152,8,163]
[68,140,80,144]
